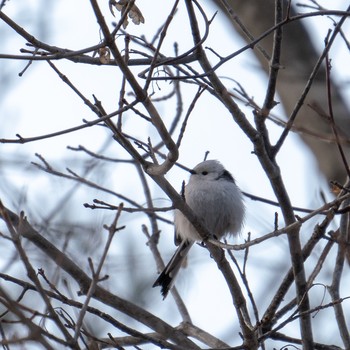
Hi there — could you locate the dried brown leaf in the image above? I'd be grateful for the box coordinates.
[109,0,145,29]
[99,47,111,64]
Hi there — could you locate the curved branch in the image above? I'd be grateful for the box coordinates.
[0,202,200,349]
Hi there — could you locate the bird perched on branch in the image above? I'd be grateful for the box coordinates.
[153,160,245,298]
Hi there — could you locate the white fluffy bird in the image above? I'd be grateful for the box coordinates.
[153,160,245,298]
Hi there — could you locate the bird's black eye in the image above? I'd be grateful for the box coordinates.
[201,171,208,175]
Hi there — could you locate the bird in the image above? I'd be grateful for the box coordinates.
[153,160,245,298]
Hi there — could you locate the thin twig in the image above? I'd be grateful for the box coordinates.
[327,198,350,348]
[273,5,350,155]
[73,204,124,342]
[325,38,350,179]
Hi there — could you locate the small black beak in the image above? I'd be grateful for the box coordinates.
[189,169,196,175]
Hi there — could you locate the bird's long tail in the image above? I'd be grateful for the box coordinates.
[153,240,194,298]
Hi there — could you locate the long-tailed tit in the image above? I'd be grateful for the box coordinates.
[153,160,245,298]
